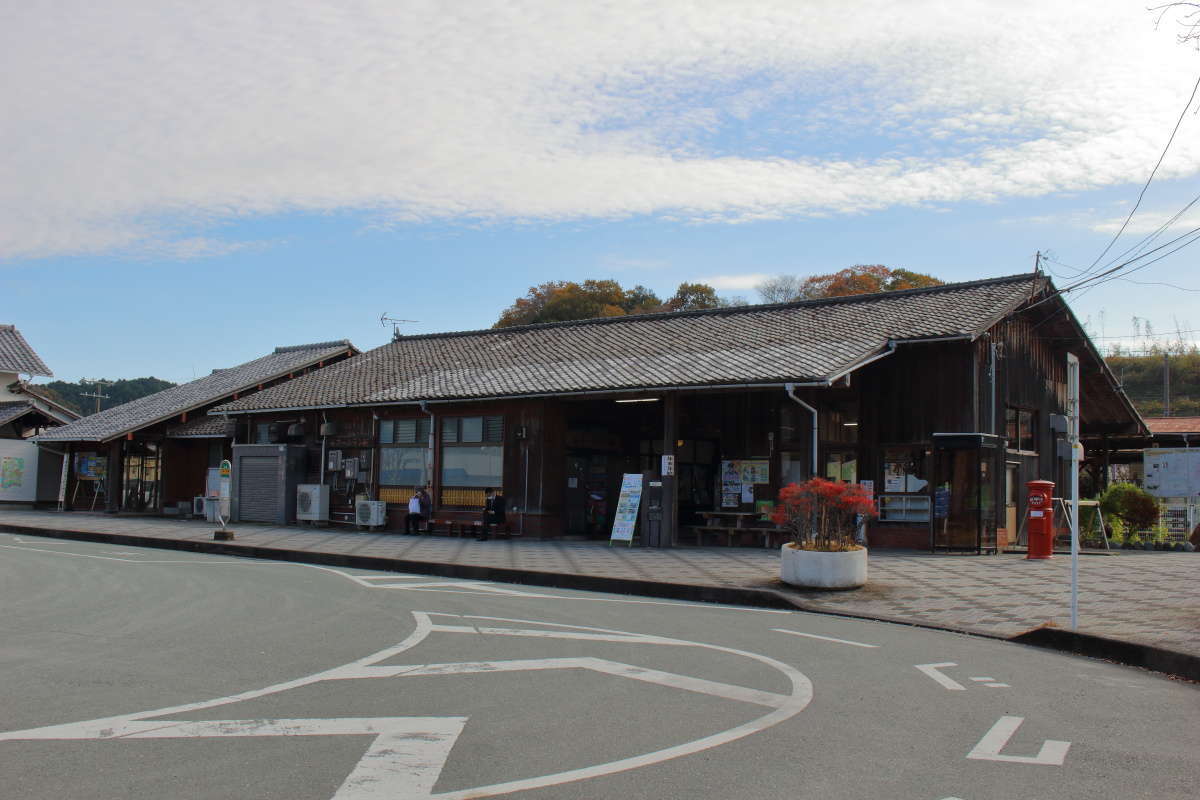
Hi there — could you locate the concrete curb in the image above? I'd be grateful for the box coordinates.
[1009,626,1200,683]
[3,521,1195,682]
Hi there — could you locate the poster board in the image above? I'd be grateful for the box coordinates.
[0,439,40,503]
[609,473,644,544]
[720,459,770,508]
[74,452,107,480]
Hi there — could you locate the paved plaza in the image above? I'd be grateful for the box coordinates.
[1,508,1196,660]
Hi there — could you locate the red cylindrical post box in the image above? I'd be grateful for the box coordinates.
[1026,480,1055,559]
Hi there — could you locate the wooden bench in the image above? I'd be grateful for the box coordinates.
[687,524,788,548]
[426,519,516,538]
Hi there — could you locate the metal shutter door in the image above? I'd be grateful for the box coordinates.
[239,456,279,522]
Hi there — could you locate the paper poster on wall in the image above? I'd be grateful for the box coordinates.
[740,483,754,503]
[721,481,741,508]
[610,473,644,543]
[884,462,904,492]
[741,460,770,484]
[721,459,770,485]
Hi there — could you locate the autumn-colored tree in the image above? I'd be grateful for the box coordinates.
[662,282,723,312]
[493,280,726,327]
[756,265,943,303]
[494,280,627,328]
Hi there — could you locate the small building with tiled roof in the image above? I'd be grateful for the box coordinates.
[210,273,1142,550]
[1143,416,1200,442]
[1,325,78,505]
[42,341,357,514]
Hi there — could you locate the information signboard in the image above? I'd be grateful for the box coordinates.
[1143,448,1200,498]
[609,473,644,544]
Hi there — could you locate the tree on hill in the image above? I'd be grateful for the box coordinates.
[1106,348,1200,417]
[39,377,176,415]
[756,265,944,303]
[493,280,734,328]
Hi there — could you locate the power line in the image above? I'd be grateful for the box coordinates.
[1078,71,1200,280]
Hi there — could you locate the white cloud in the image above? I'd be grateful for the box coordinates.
[3,0,1198,259]
[695,273,773,290]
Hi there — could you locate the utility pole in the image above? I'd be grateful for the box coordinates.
[79,379,111,414]
[1066,353,1081,631]
[1163,353,1171,417]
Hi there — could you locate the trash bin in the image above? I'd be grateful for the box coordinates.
[1026,480,1055,559]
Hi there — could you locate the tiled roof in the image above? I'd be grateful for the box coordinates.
[0,401,34,428]
[38,341,355,442]
[0,325,53,377]
[1145,417,1200,435]
[10,383,80,421]
[165,414,230,438]
[214,275,1042,413]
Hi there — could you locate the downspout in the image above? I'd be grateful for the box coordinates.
[784,383,819,478]
[419,401,436,506]
[320,411,328,488]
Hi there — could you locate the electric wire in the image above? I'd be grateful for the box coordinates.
[1078,72,1200,280]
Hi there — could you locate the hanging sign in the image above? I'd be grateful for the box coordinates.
[609,473,644,543]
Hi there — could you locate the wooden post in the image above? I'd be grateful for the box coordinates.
[659,392,679,548]
[106,439,124,514]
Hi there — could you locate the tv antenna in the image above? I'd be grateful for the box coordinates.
[79,378,111,414]
[380,313,419,341]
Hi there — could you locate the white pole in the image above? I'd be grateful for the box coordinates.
[1067,353,1080,631]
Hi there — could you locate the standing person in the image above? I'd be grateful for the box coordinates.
[406,489,424,534]
[477,487,507,541]
[418,485,432,532]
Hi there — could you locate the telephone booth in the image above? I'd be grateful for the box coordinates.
[929,433,1002,554]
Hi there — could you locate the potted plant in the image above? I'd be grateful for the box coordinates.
[772,478,875,589]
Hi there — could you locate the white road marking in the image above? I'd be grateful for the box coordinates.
[966,716,1070,765]
[772,628,879,648]
[7,716,465,800]
[969,676,1011,688]
[915,662,967,691]
[0,611,813,799]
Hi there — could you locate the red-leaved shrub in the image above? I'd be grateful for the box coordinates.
[770,478,876,551]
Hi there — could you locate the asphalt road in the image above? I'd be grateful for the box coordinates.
[0,531,1196,800]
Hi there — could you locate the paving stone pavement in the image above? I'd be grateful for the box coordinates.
[1,509,1196,659]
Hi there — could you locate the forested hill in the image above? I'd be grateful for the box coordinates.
[36,377,177,416]
[1106,352,1199,417]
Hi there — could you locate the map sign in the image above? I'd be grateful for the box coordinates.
[610,473,644,543]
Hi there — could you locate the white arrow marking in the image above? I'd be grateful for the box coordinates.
[915,662,966,691]
[966,716,1070,765]
[773,628,879,648]
[1,611,813,799]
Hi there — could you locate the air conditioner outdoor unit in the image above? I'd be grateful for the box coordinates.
[296,484,330,521]
[356,500,387,527]
[193,496,207,518]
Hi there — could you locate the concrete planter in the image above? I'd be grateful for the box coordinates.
[780,543,868,589]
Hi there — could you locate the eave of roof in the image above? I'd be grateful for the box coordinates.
[37,341,356,443]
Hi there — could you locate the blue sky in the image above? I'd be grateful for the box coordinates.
[3,1,1199,384]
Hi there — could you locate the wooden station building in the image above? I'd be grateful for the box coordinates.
[210,274,1143,551]
[37,341,357,514]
